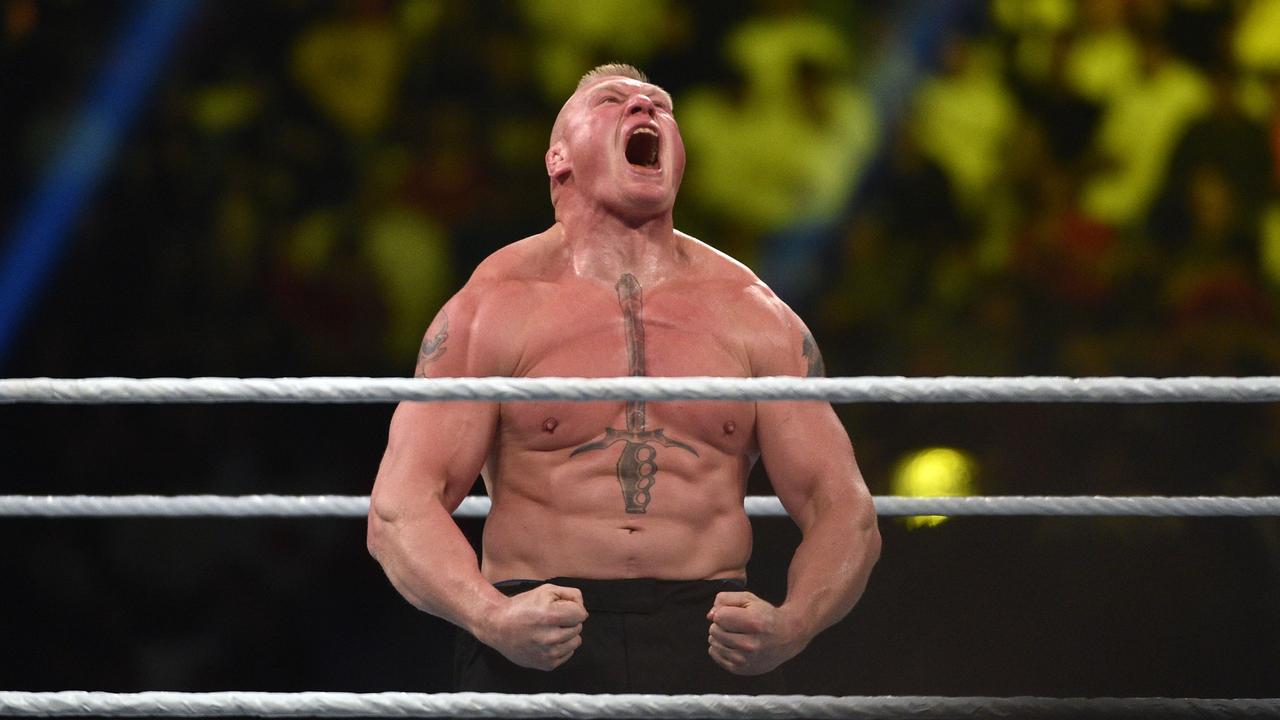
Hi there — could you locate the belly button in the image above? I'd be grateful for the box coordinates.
[542,417,558,433]
[723,420,736,435]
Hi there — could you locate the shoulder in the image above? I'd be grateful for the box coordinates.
[472,229,566,281]
[458,227,570,308]
[416,229,566,377]
[675,232,824,378]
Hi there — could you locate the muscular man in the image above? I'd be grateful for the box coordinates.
[367,64,880,694]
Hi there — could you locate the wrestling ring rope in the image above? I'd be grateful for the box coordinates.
[4,375,1280,404]
[4,494,1280,517]
[5,375,1279,718]
[2,691,1278,718]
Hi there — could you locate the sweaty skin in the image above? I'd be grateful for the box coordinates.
[368,73,880,677]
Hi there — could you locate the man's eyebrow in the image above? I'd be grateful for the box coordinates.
[589,81,674,107]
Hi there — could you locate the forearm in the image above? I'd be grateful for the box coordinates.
[368,498,507,640]
[779,488,881,643]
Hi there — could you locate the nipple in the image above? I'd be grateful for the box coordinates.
[723,420,736,435]
[542,417,559,433]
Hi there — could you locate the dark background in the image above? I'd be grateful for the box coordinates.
[2,0,1279,698]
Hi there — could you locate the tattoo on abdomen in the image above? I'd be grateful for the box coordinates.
[571,273,698,513]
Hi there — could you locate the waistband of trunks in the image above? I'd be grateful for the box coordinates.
[492,577,747,613]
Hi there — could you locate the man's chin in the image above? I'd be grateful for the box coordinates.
[621,177,676,204]
[611,189,674,219]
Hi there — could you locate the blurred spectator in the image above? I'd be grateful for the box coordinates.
[990,0,1075,84]
[680,9,878,305]
[1154,64,1277,373]
[818,122,968,372]
[1011,125,1116,319]
[1233,0,1280,74]
[517,0,675,101]
[1264,73,1280,288]
[1010,32,1101,168]
[1152,68,1271,259]
[1162,0,1235,73]
[362,205,453,361]
[1081,27,1210,227]
[825,121,965,322]
[291,10,403,138]
[681,12,878,237]
[1062,0,1140,104]
[911,33,1016,219]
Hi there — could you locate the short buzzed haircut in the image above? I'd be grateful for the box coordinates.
[548,64,653,209]
[576,63,649,91]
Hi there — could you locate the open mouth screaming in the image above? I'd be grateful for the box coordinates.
[625,127,660,169]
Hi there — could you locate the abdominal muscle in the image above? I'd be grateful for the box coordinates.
[478,447,754,582]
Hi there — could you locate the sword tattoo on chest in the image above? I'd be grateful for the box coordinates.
[570,273,698,513]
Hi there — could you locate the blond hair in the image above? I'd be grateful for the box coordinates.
[576,63,649,91]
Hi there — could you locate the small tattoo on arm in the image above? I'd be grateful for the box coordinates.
[802,330,825,378]
[414,312,449,377]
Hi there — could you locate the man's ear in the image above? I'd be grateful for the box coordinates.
[546,142,570,181]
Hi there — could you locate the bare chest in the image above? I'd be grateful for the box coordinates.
[499,277,756,456]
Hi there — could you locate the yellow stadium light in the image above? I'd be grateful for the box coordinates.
[889,447,978,529]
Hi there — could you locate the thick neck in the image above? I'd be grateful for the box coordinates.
[553,197,680,286]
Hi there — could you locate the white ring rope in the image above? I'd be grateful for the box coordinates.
[0,691,1277,718]
[2,495,1278,518]
[3,376,1280,404]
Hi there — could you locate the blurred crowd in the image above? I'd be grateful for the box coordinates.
[8,0,1280,381]
[824,0,1280,380]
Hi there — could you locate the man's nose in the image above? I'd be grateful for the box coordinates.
[626,95,656,116]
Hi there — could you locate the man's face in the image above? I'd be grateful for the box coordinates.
[551,76,686,217]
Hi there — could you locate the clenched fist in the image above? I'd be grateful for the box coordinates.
[479,584,589,671]
[706,591,806,675]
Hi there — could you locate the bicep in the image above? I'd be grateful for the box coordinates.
[751,304,863,527]
[756,400,861,529]
[372,291,502,518]
[372,399,497,517]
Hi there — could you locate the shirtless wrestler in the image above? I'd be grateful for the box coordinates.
[367,64,880,693]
